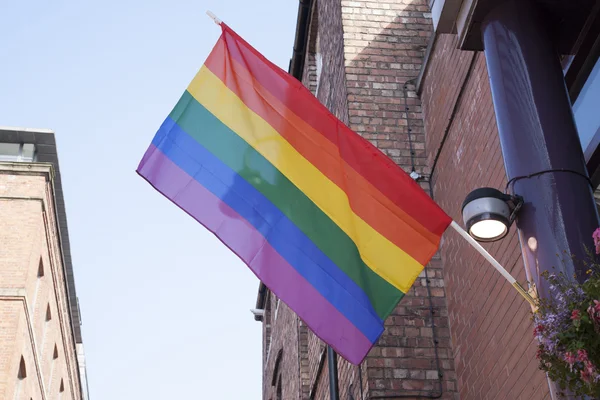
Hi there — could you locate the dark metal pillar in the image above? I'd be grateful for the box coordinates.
[482,0,599,296]
[482,1,599,396]
[327,346,340,400]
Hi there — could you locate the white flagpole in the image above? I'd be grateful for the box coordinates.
[449,221,536,306]
[206,11,222,25]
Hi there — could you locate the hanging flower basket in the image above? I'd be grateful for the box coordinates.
[532,229,600,397]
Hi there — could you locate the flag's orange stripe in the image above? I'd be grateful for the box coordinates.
[204,39,440,265]
[216,25,452,238]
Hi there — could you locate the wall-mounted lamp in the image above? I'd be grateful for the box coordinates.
[461,187,523,242]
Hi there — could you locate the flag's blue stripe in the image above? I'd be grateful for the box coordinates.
[151,116,383,342]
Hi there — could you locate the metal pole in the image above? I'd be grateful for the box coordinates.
[482,0,599,298]
[327,346,340,400]
[481,1,599,398]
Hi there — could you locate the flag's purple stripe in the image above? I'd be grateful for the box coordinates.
[145,117,383,339]
[137,146,374,364]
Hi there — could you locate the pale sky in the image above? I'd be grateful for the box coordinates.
[0,1,297,398]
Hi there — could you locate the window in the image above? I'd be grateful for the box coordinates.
[272,349,283,400]
[14,356,26,400]
[41,304,51,355]
[276,376,282,400]
[37,259,44,278]
[315,35,323,96]
[264,291,272,362]
[32,258,44,321]
[49,344,58,390]
[18,357,26,379]
[0,143,36,162]
[570,46,600,203]
[573,56,600,157]
[306,2,321,97]
[272,295,282,326]
[58,379,64,400]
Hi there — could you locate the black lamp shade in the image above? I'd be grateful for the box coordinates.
[461,188,511,242]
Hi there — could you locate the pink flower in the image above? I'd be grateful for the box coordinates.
[536,348,544,360]
[578,349,589,362]
[581,368,592,384]
[588,300,600,322]
[564,352,576,370]
[584,360,596,375]
[593,228,600,254]
[533,324,544,337]
[571,309,581,320]
[580,361,598,385]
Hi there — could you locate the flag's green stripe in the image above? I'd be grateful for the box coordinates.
[171,91,404,319]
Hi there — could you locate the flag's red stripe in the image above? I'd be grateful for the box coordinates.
[204,40,441,264]
[206,27,450,239]
[216,25,451,236]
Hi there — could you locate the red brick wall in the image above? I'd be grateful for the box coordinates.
[261,1,461,399]
[302,2,319,98]
[298,322,310,399]
[307,337,328,400]
[340,0,457,398]
[0,164,82,400]
[0,302,21,399]
[262,296,302,400]
[259,1,351,395]
[316,0,351,124]
[420,34,552,400]
[342,0,431,173]
[308,1,362,398]
[300,28,322,400]
[262,291,271,374]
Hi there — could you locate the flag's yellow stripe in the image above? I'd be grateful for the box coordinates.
[187,66,423,293]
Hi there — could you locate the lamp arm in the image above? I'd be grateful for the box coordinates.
[449,221,536,306]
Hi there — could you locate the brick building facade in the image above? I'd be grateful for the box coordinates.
[258,1,458,399]
[0,127,89,400]
[256,0,600,398]
[419,36,548,400]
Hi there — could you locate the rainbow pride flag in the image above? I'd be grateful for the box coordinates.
[137,24,452,364]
